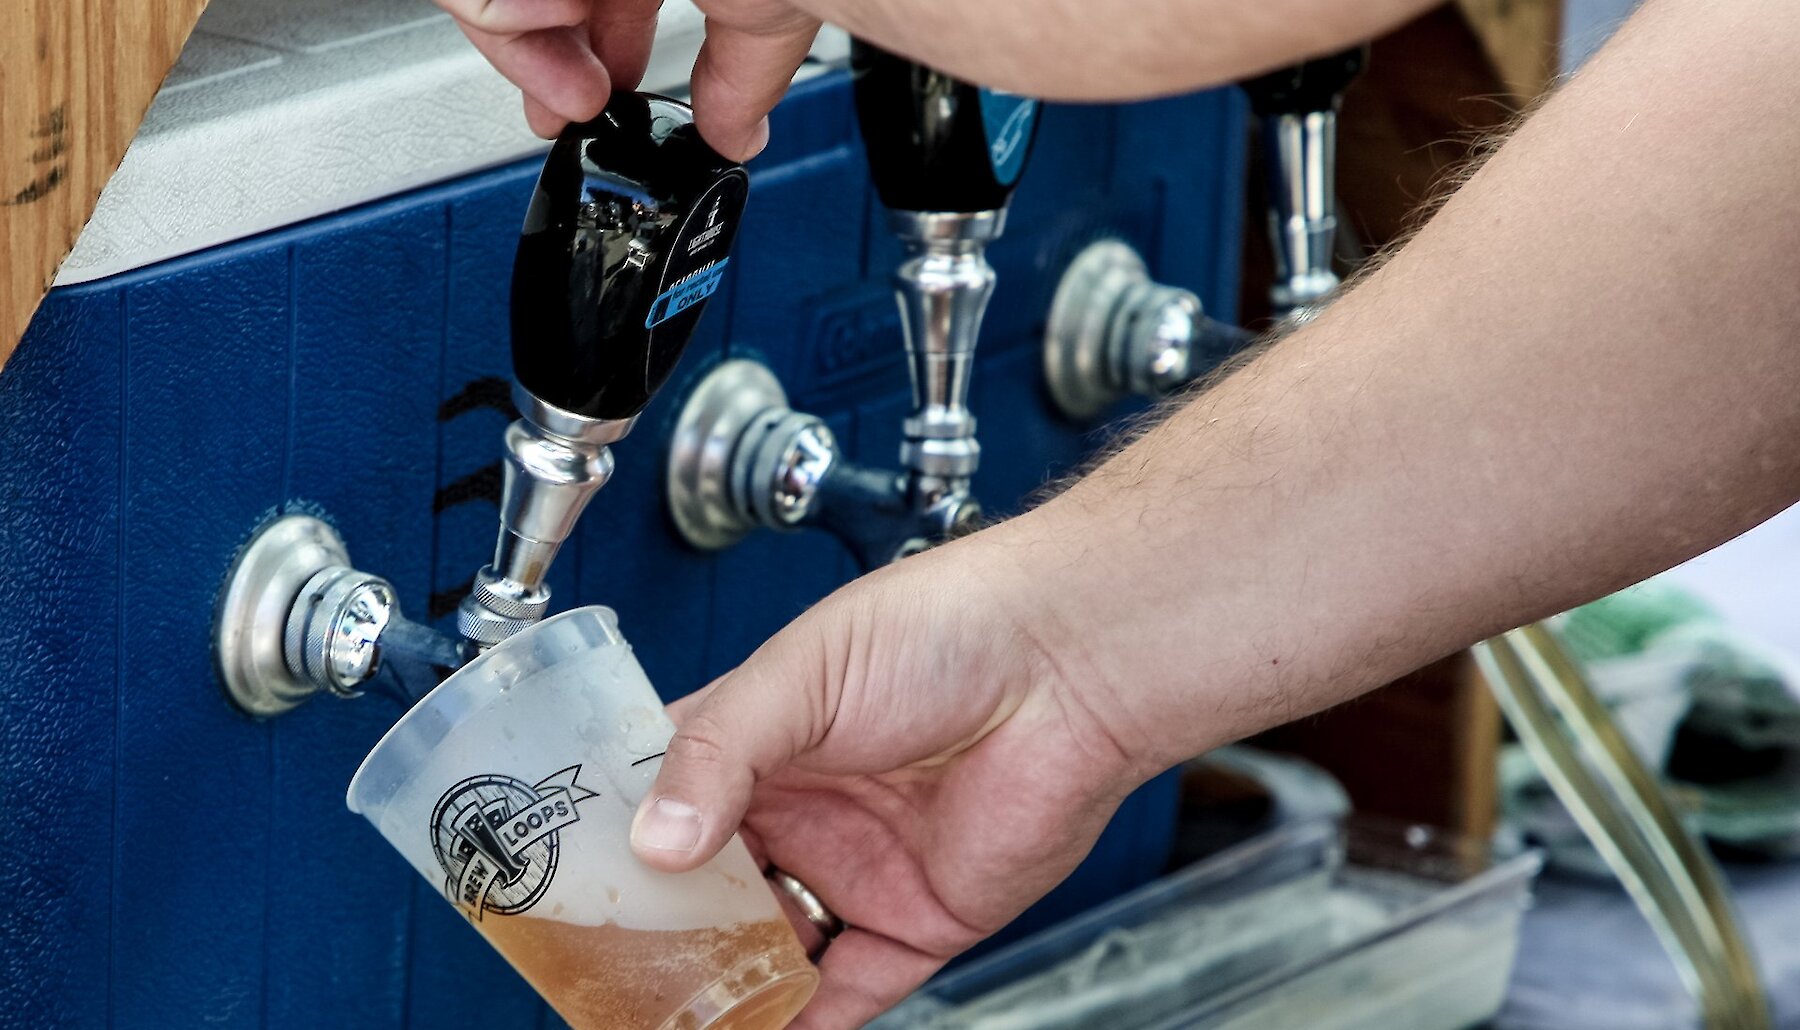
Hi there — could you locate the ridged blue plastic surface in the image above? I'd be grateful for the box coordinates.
[0,71,1244,1027]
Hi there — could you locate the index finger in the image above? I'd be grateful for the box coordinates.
[458,21,612,129]
[688,11,822,160]
[434,0,587,35]
[589,0,664,92]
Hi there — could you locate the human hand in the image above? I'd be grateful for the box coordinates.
[627,522,1163,1028]
[431,0,821,159]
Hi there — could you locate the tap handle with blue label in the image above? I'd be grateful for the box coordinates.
[850,41,1041,214]
[510,92,748,422]
[1241,46,1367,117]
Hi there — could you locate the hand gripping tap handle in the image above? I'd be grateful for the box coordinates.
[512,92,750,419]
[1241,47,1367,320]
[459,93,748,647]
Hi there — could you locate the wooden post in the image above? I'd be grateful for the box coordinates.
[1457,0,1563,100]
[1,0,210,373]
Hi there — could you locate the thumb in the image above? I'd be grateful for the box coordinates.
[630,623,835,872]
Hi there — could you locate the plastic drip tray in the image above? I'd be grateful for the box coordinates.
[872,820,1543,1030]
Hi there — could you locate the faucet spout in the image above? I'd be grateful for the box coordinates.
[456,388,632,647]
[212,92,748,715]
[462,91,746,648]
[1243,47,1367,322]
[1263,108,1341,320]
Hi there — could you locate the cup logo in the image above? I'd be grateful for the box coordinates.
[429,765,598,920]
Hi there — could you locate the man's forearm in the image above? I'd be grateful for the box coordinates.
[777,0,1434,100]
[980,0,1800,771]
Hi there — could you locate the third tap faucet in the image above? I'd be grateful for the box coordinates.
[666,46,1041,568]
[1041,49,1367,422]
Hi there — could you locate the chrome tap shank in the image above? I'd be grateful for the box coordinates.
[1264,109,1341,319]
[1243,47,1366,322]
[891,209,1003,504]
[457,388,634,646]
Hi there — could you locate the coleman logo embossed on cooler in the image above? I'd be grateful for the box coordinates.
[429,766,598,920]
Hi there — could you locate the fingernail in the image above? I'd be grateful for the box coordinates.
[632,797,702,853]
[745,118,771,159]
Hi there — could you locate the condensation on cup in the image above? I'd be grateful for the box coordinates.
[348,607,819,1029]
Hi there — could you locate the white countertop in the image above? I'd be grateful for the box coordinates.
[58,0,847,285]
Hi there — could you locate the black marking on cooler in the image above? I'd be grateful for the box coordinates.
[428,577,473,621]
[629,750,667,767]
[437,376,519,422]
[432,462,503,513]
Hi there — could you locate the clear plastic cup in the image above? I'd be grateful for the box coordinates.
[348,606,818,1030]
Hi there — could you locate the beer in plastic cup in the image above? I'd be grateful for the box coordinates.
[348,606,819,1029]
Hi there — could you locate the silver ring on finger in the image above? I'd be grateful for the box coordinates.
[768,867,846,955]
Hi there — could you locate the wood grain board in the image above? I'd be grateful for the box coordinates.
[1458,0,1564,100]
[1,0,210,373]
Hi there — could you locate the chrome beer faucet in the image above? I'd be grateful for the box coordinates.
[214,93,747,716]
[458,94,748,646]
[665,43,1039,568]
[1041,49,1365,421]
[1042,239,1254,421]
[1245,47,1366,322]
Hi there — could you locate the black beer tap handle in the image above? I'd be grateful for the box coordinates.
[510,92,749,422]
[1241,46,1368,116]
[850,41,1042,214]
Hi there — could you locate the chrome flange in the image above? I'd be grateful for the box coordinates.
[1044,239,1145,421]
[214,515,354,717]
[1044,239,1232,422]
[283,565,396,697]
[667,359,799,550]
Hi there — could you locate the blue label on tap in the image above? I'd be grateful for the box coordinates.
[645,258,730,329]
[978,90,1038,187]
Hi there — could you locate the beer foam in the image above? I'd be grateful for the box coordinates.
[358,611,775,932]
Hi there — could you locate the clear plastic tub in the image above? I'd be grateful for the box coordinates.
[871,819,1541,1030]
